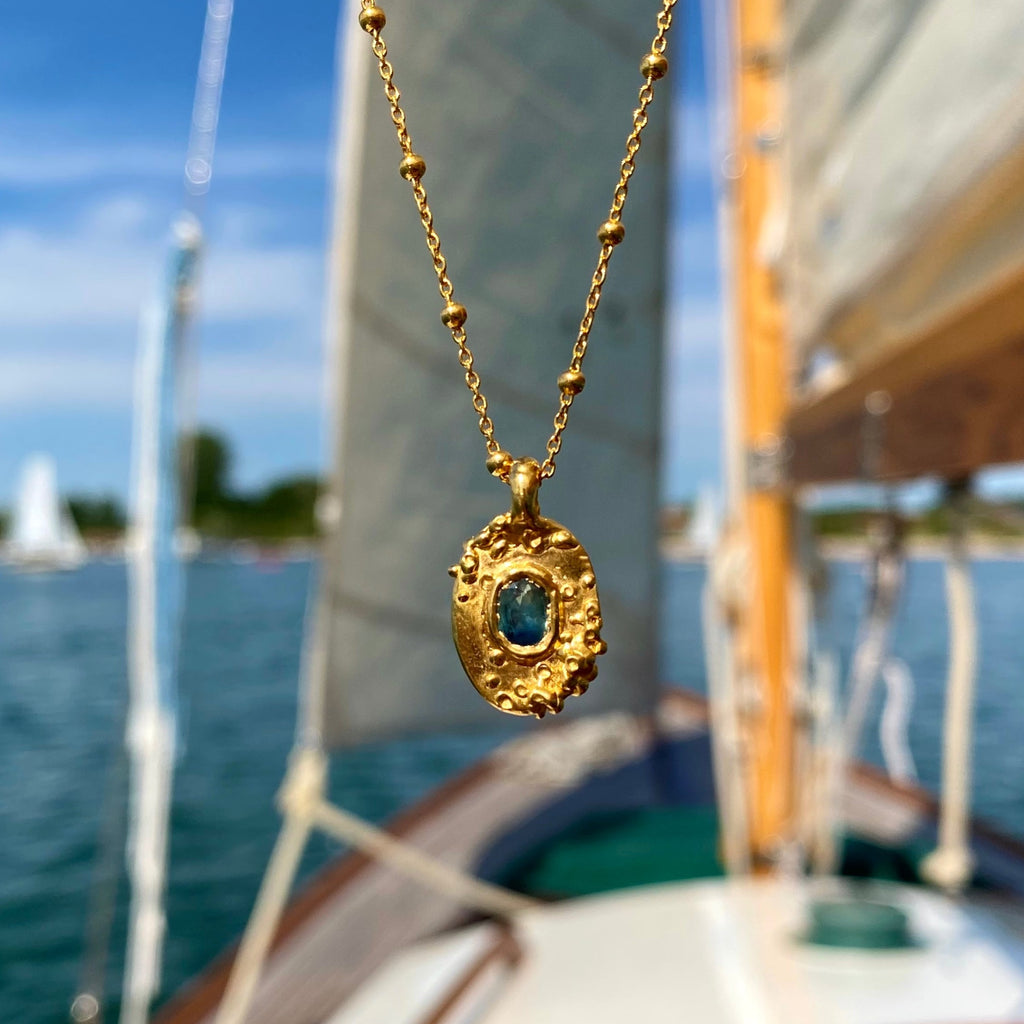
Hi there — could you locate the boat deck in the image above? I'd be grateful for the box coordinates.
[155,693,1024,1024]
[328,879,1024,1024]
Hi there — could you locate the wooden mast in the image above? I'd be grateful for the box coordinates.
[733,0,795,860]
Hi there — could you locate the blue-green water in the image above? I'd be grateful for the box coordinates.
[0,561,499,1023]
[2,558,1024,1022]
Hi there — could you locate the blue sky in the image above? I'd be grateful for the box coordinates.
[0,0,721,507]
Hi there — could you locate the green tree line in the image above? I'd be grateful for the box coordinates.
[1,431,323,542]
[186,431,321,540]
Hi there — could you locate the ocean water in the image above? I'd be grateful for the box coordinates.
[2,557,1024,1022]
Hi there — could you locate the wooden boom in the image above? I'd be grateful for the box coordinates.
[788,264,1024,485]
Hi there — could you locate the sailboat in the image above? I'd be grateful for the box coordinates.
[122,0,1024,1021]
[6,454,87,572]
[664,484,719,562]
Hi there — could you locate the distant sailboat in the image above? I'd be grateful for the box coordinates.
[663,485,719,563]
[6,455,87,572]
[686,484,719,554]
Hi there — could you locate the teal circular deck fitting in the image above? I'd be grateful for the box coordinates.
[805,898,915,950]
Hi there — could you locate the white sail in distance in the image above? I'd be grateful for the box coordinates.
[686,485,719,554]
[311,0,673,745]
[7,454,86,571]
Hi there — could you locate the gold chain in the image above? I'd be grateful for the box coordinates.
[358,0,677,482]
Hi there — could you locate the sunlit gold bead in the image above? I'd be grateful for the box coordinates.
[441,302,467,329]
[558,370,586,395]
[597,219,625,246]
[486,450,513,479]
[358,6,386,32]
[641,52,669,80]
[399,153,426,181]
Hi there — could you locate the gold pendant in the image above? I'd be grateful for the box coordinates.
[449,458,606,717]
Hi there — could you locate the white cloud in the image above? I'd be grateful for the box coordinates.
[198,354,323,408]
[0,225,155,330]
[0,192,324,418]
[0,141,327,187]
[0,196,321,332]
[0,349,323,414]
[202,242,321,323]
[0,352,131,409]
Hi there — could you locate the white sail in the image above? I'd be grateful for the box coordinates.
[311,0,672,745]
[7,454,86,570]
[785,0,1024,370]
[686,485,719,554]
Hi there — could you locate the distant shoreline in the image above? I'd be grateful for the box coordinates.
[662,535,1024,564]
[818,537,1024,561]
[12,534,1024,568]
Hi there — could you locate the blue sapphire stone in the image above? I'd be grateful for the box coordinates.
[496,577,550,647]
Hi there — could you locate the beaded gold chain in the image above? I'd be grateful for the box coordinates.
[356,1,678,717]
[357,0,677,483]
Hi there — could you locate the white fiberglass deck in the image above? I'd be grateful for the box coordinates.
[331,878,1024,1024]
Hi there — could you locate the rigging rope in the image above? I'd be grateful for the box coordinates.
[184,0,233,208]
[214,747,534,1024]
[704,530,752,874]
[69,737,129,1024]
[115,6,233,1024]
[794,511,843,876]
[807,506,915,878]
[842,511,906,764]
[878,657,917,785]
[922,480,978,894]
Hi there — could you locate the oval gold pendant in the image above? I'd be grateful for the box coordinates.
[449,458,606,717]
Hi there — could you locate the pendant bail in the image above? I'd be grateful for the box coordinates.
[508,457,541,522]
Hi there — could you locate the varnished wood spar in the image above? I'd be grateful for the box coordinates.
[734,0,797,859]
[788,264,1024,485]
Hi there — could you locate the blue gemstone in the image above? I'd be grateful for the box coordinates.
[496,577,550,647]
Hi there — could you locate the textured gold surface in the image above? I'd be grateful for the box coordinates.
[449,460,605,717]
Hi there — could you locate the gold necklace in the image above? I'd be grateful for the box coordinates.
[357,0,677,718]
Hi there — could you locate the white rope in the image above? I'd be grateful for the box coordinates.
[704,531,753,874]
[120,711,176,1024]
[312,801,536,918]
[214,749,322,1024]
[808,647,842,875]
[843,611,890,761]
[922,491,977,893]
[215,744,533,1024]
[121,6,233,1021]
[183,0,233,201]
[842,519,904,763]
[878,657,917,785]
[121,247,192,1024]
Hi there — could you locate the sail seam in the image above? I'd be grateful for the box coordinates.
[327,582,451,637]
[352,291,656,461]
